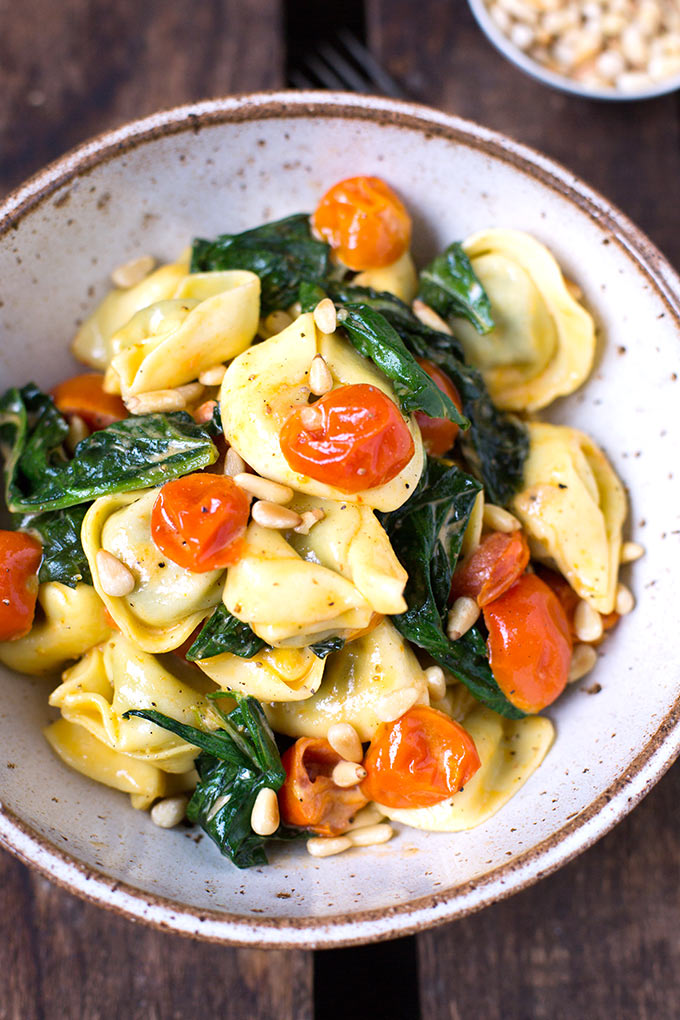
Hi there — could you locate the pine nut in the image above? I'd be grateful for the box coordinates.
[313,298,337,335]
[293,508,325,535]
[66,414,89,454]
[124,389,186,414]
[424,665,446,702]
[347,823,394,847]
[447,597,480,641]
[309,354,334,396]
[150,794,188,829]
[615,582,635,615]
[511,21,535,49]
[111,254,155,289]
[198,364,227,387]
[233,473,294,505]
[250,787,280,836]
[332,761,367,788]
[568,643,598,682]
[573,599,604,642]
[263,310,293,336]
[175,382,204,404]
[327,722,363,763]
[306,836,352,858]
[483,503,521,533]
[620,541,645,563]
[96,550,136,597]
[411,299,453,335]
[224,448,246,477]
[345,804,386,830]
[376,686,420,723]
[251,501,303,530]
[300,404,323,430]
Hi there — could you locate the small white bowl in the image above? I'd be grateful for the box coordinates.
[467,0,680,101]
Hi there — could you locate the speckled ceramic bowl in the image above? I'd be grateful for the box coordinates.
[1,92,679,948]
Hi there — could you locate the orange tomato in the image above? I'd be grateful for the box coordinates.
[150,473,250,572]
[535,565,619,640]
[278,737,368,836]
[450,530,530,607]
[279,383,414,493]
[51,373,128,431]
[360,705,481,810]
[414,359,463,456]
[0,530,42,641]
[484,572,572,714]
[312,175,412,270]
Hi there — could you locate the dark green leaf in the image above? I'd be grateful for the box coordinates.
[299,280,328,313]
[309,635,345,659]
[18,504,92,588]
[186,605,267,661]
[419,242,494,334]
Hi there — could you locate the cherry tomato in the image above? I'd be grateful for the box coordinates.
[360,705,481,810]
[51,373,128,431]
[450,530,530,607]
[535,565,619,640]
[484,572,572,714]
[0,530,42,642]
[312,176,412,271]
[279,383,414,493]
[414,359,463,456]
[150,473,250,572]
[278,737,368,836]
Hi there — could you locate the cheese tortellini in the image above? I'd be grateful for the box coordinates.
[452,229,595,412]
[353,251,418,303]
[197,644,326,703]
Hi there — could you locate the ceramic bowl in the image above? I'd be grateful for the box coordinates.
[1,91,679,948]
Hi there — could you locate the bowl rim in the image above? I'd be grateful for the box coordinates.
[1,89,680,948]
[466,0,680,102]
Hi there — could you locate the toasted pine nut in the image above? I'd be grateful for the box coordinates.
[198,364,227,387]
[412,299,453,335]
[309,354,334,396]
[615,582,635,615]
[483,503,521,533]
[263,310,293,337]
[233,473,294,505]
[313,297,337,335]
[345,804,386,831]
[150,794,188,829]
[124,389,186,414]
[306,836,352,858]
[376,686,420,723]
[620,541,645,563]
[175,382,204,404]
[111,254,155,289]
[327,722,363,764]
[573,600,604,642]
[568,643,598,682]
[288,301,302,318]
[251,501,303,530]
[332,761,367,788]
[250,787,280,836]
[447,597,480,641]
[347,823,394,847]
[66,414,89,454]
[424,665,446,702]
[96,550,135,597]
[224,448,246,477]
[293,508,325,535]
[300,405,323,430]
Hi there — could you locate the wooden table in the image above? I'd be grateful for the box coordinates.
[1,2,679,1017]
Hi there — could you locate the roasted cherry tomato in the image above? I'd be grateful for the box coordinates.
[0,530,42,642]
[312,175,412,271]
[450,530,530,607]
[360,705,481,810]
[484,572,572,714]
[279,383,414,493]
[51,373,128,431]
[535,565,619,640]
[150,473,250,572]
[414,359,463,456]
[278,737,368,836]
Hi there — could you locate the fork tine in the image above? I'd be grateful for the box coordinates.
[337,30,406,98]
[288,69,317,90]
[317,43,373,93]
[304,53,348,91]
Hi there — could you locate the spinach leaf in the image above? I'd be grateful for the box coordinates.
[0,384,218,513]
[418,242,494,334]
[299,280,328,313]
[18,504,92,588]
[383,458,524,718]
[187,605,266,661]
[191,214,331,316]
[125,696,301,869]
[310,635,345,659]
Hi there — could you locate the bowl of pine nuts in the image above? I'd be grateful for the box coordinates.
[468,0,680,99]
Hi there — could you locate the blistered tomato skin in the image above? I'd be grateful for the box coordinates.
[0,530,43,642]
[278,737,368,836]
[312,176,412,271]
[51,373,128,430]
[414,359,463,457]
[360,705,481,809]
[150,473,251,573]
[279,383,415,493]
[484,572,572,714]
[450,530,530,607]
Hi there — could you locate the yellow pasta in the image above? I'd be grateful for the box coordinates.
[197,644,326,702]
[353,251,418,303]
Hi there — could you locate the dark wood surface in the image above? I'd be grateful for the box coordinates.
[1,1,679,1017]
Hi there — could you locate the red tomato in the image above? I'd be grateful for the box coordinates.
[312,176,412,270]
[484,572,572,713]
[450,530,530,607]
[414,359,463,456]
[51,373,128,431]
[278,738,369,836]
[150,474,250,572]
[279,383,414,493]
[0,530,42,641]
[360,705,481,810]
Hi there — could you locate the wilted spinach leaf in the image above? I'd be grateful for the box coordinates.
[187,605,266,661]
[418,242,494,334]
[309,635,345,659]
[18,504,92,588]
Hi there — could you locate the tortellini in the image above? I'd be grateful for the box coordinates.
[379,705,554,831]
[0,583,111,676]
[82,489,223,652]
[197,644,325,702]
[353,251,418,303]
[264,619,428,741]
[511,422,626,614]
[452,229,595,412]
[220,312,423,512]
